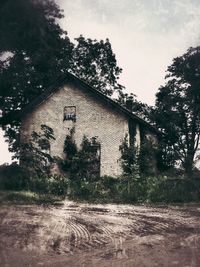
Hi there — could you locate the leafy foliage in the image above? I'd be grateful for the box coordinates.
[156,138,178,172]
[0,190,65,205]
[61,128,78,173]
[118,131,159,201]
[0,162,25,190]
[0,0,73,155]
[117,92,155,123]
[0,0,66,54]
[68,173,200,204]
[119,134,146,201]
[20,124,55,178]
[0,0,73,101]
[0,124,69,195]
[0,0,126,156]
[69,176,120,202]
[119,134,139,177]
[155,46,200,175]
[62,134,100,181]
[139,129,158,176]
[146,176,200,203]
[71,36,124,96]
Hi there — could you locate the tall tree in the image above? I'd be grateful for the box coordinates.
[71,36,123,96]
[155,46,200,175]
[0,0,68,54]
[0,0,73,112]
[0,0,125,157]
[0,0,73,156]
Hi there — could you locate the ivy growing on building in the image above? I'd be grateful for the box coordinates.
[62,131,100,181]
[119,131,158,201]
[119,134,141,199]
[139,127,158,176]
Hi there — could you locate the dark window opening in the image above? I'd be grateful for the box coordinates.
[63,106,76,122]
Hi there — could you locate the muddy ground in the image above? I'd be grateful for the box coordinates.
[0,201,200,267]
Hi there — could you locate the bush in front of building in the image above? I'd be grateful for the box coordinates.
[0,163,69,196]
[0,163,27,190]
[2,127,200,203]
[62,133,101,181]
[145,175,200,203]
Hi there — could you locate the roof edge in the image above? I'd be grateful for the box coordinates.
[17,71,161,135]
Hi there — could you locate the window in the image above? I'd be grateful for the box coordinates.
[63,106,76,122]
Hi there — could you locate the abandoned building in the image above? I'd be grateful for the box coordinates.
[19,72,159,177]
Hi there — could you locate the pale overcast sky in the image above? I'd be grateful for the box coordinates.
[1,0,200,164]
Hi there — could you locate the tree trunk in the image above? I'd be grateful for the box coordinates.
[184,152,194,177]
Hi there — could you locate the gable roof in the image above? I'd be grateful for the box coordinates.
[16,71,160,134]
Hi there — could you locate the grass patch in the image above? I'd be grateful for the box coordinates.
[0,190,65,205]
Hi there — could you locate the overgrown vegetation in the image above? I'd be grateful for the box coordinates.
[0,125,69,196]
[0,190,64,205]
[118,134,143,201]
[155,46,200,176]
[1,0,200,202]
[0,161,69,197]
[61,133,200,203]
[1,127,200,204]
[61,131,100,181]
[20,124,55,178]
[0,0,127,157]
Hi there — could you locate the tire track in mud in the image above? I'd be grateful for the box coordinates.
[34,205,110,253]
[68,219,91,249]
[44,204,126,253]
[45,204,200,256]
[129,214,189,236]
[1,202,200,258]
[66,211,131,255]
[0,211,41,251]
[114,207,193,237]
[66,217,114,251]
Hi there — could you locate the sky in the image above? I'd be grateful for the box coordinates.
[1,0,200,164]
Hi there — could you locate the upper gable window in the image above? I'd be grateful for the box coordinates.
[63,106,76,122]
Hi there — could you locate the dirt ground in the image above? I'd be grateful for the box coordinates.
[0,201,200,267]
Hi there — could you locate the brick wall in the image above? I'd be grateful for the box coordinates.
[20,81,132,176]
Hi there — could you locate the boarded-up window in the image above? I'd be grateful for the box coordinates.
[63,106,76,122]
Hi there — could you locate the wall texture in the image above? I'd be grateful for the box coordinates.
[20,81,132,176]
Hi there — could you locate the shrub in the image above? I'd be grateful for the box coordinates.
[62,134,101,181]
[0,163,27,190]
[145,175,200,203]
[68,175,147,203]
[46,174,69,196]
[20,124,55,180]
[68,176,119,202]
[119,135,147,202]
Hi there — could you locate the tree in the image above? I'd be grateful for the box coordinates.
[20,124,55,179]
[0,0,124,157]
[0,0,73,110]
[155,46,200,175]
[0,0,70,52]
[71,36,124,96]
[0,0,73,155]
[117,91,155,123]
[119,134,140,193]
